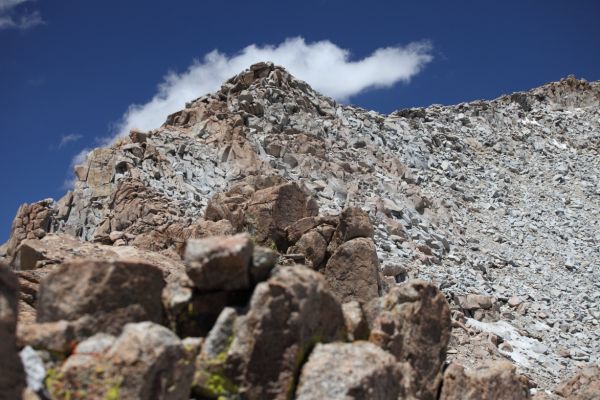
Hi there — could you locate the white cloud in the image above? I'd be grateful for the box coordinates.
[114,37,432,139]
[0,0,43,30]
[58,133,82,148]
[0,0,28,10]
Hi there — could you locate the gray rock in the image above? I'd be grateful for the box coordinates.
[296,342,407,400]
[184,234,253,290]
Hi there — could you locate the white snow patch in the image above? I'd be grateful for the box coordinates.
[466,318,549,368]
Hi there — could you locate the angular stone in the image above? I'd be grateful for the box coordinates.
[214,266,346,399]
[12,233,186,280]
[6,199,56,264]
[17,320,77,353]
[37,260,165,339]
[0,263,25,398]
[184,234,253,290]
[295,342,406,400]
[250,246,278,283]
[323,237,381,303]
[342,300,369,341]
[555,365,600,400]
[245,182,318,247]
[369,280,451,400]
[456,293,494,311]
[52,322,196,400]
[327,207,374,253]
[440,361,530,400]
[192,307,240,399]
[288,230,327,268]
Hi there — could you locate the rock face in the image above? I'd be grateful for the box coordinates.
[369,279,451,400]
[295,342,406,400]
[0,263,25,399]
[184,233,253,290]
[3,63,600,395]
[231,266,346,399]
[205,178,318,248]
[50,322,197,400]
[440,361,530,400]
[194,266,346,400]
[555,365,600,400]
[36,260,165,338]
[323,237,381,303]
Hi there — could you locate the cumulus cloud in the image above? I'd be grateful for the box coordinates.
[114,37,432,139]
[0,0,43,30]
[58,133,83,148]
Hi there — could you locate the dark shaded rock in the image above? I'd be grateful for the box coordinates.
[37,260,165,339]
[369,279,451,400]
[0,263,26,399]
[194,266,346,399]
[288,230,327,268]
[323,238,381,303]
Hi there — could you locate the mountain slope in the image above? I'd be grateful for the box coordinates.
[4,63,600,391]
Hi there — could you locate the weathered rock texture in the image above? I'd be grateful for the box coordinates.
[49,322,197,400]
[3,63,600,396]
[369,279,451,400]
[554,365,600,400]
[440,361,530,400]
[194,266,346,400]
[295,342,406,400]
[36,260,165,339]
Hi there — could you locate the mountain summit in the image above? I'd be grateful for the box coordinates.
[2,63,599,398]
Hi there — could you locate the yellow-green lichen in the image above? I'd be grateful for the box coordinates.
[204,373,239,398]
[104,385,120,400]
[102,376,122,400]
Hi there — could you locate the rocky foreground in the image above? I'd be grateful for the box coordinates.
[1,63,599,399]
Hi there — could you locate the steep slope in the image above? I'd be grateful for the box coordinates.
[3,63,600,391]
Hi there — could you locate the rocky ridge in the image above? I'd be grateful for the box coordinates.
[1,62,599,399]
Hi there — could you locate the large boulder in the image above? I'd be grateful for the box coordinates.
[323,237,381,303]
[184,234,253,291]
[295,342,407,400]
[194,266,346,399]
[369,279,451,400]
[327,207,374,254]
[289,230,328,268]
[50,322,197,400]
[205,178,318,249]
[11,233,186,279]
[440,361,530,400]
[244,182,318,247]
[36,260,165,339]
[5,199,57,264]
[555,365,600,400]
[0,263,25,399]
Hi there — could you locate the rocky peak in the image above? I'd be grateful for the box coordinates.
[3,64,600,398]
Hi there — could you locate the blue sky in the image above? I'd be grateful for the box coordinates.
[1,0,599,241]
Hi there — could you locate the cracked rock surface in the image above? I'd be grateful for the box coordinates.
[3,62,600,398]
